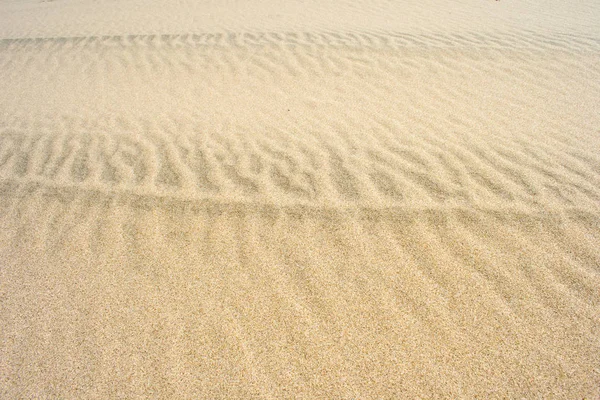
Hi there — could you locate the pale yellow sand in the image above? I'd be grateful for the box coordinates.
[1,0,600,398]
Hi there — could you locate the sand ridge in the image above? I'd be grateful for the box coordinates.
[1,34,599,210]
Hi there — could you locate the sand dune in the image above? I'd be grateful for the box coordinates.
[1,0,600,398]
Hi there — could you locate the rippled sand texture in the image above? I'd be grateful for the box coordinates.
[1,0,600,398]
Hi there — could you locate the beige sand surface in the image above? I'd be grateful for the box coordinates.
[1,0,600,398]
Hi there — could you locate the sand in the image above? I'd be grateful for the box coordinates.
[1,0,600,398]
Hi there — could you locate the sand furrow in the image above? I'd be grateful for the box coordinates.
[1,185,599,397]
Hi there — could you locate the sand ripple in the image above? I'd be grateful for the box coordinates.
[1,5,600,398]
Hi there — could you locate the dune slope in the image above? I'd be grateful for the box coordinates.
[1,0,600,398]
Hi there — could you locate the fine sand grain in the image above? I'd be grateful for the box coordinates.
[1,0,600,398]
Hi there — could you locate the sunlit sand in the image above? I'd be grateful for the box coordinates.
[1,0,599,397]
